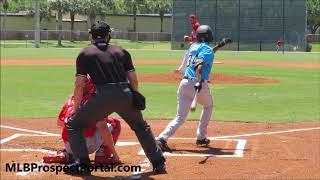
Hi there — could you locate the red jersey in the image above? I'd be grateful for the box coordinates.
[58,88,97,142]
[277,39,284,46]
[190,22,200,43]
[58,78,98,142]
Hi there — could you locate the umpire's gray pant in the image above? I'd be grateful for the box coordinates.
[66,83,165,166]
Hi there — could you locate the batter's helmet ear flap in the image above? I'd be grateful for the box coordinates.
[196,25,214,43]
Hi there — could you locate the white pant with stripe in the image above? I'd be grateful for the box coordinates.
[158,78,213,141]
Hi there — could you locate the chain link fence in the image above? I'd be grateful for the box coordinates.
[172,0,307,51]
[0,30,171,49]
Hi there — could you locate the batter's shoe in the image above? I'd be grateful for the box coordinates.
[43,150,72,164]
[156,138,172,152]
[196,138,210,146]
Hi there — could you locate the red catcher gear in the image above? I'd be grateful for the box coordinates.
[43,150,72,164]
[95,117,121,164]
[58,76,121,149]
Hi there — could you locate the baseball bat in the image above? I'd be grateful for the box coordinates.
[190,91,198,112]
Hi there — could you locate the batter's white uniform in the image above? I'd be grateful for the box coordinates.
[159,41,214,141]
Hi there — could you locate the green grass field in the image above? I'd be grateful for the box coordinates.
[311,42,320,52]
[1,47,320,123]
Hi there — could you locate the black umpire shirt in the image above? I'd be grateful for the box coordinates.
[76,41,135,84]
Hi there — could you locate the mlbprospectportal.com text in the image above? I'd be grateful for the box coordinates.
[6,163,142,174]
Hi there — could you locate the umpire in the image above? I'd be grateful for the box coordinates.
[66,21,165,175]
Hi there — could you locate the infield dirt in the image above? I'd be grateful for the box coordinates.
[1,118,320,179]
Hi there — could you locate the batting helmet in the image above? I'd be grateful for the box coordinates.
[89,21,111,39]
[196,25,213,43]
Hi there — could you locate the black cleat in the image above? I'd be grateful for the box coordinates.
[196,138,210,146]
[153,161,166,174]
[65,161,91,176]
[156,138,172,152]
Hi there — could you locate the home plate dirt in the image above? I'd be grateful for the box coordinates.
[1,118,320,179]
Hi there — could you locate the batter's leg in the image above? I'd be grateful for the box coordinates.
[158,79,194,141]
[196,83,214,140]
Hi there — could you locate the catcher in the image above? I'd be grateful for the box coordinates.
[43,76,121,164]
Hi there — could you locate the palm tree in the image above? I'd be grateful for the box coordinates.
[99,0,117,21]
[80,0,103,26]
[146,0,172,32]
[26,0,52,23]
[1,0,9,44]
[120,0,145,32]
[307,0,320,34]
[64,0,82,41]
[50,0,67,46]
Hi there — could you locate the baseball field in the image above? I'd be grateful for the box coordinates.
[1,45,320,179]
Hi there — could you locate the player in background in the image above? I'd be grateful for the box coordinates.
[43,76,121,164]
[276,39,284,53]
[176,14,201,74]
[184,14,201,44]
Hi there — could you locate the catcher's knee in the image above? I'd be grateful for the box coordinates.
[103,117,121,143]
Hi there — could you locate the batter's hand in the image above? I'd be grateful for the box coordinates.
[217,37,232,48]
[194,82,202,92]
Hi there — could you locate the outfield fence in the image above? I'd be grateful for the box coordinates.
[0,29,171,49]
[0,29,319,52]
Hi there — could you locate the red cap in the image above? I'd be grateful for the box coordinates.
[189,14,196,20]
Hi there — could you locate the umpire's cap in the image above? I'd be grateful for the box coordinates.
[196,25,213,43]
[89,21,111,39]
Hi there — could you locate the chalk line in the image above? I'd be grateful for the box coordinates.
[170,127,320,140]
[1,134,22,144]
[1,125,59,136]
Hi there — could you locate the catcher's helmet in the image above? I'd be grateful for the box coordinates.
[196,25,213,43]
[89,21,111,39]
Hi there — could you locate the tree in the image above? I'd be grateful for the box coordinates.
[307,0,320,34]
[99,0,117,21]
[146,0,171,32]
[64,0,82,41]
[50,0,67,46]
[27,0,52,23]
[119,0,145,32]
[1,0,9,43]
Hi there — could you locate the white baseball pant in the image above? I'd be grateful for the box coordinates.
[158,78,213,141]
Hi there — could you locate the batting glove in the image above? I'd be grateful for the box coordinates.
[217,37,232,48]
[194,81,203,92]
